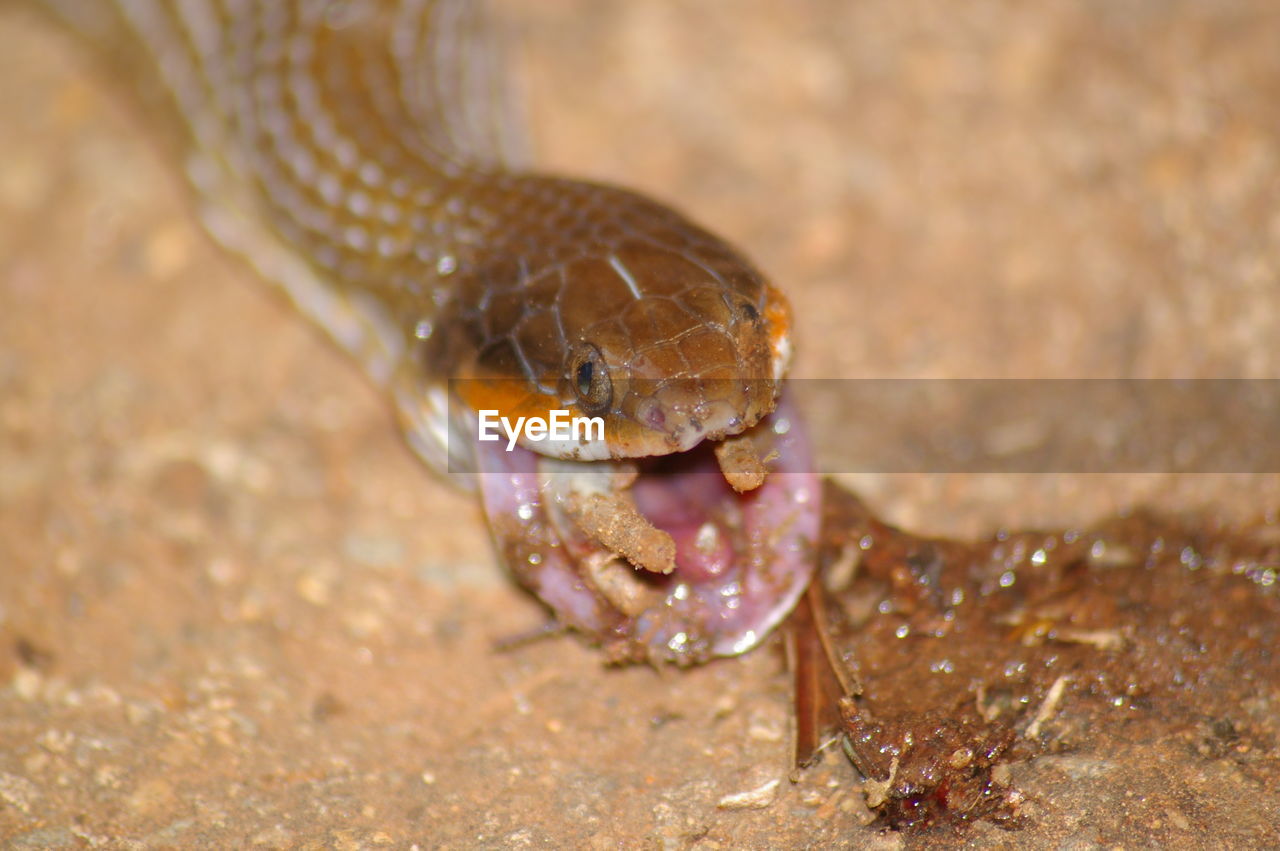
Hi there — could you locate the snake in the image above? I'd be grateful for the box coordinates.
[14,0,821,663]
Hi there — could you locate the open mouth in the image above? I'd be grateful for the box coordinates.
[472,388,820,663]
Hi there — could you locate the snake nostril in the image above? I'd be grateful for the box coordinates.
[640,400,666,431]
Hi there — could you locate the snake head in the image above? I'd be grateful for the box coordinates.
[551,241,792,460]
[441,195,792,462]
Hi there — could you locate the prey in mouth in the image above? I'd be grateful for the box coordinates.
[472,386,819,664]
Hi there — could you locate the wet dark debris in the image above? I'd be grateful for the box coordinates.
[797,482,1280,831]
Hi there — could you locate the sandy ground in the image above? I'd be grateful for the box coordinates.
[2,0,1279,847]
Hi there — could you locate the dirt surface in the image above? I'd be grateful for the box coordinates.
[2,0,1279,847]
[805,484,1280,837]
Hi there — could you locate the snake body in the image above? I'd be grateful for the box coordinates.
[19,0,820,662]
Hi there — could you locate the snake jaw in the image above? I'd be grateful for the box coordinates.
[594,378,779,458]
[472,386,820,663]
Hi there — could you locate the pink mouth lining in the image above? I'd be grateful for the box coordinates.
[473,388,821,663]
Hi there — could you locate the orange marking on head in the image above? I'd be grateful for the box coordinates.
[456,380,564,423]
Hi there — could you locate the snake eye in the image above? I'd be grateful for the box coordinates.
[567,343,612,415]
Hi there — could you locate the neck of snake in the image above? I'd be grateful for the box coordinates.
[25,0,528,386]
